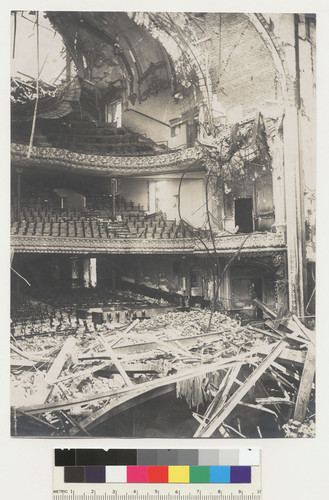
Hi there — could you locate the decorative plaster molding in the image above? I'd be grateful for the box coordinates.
[11,143,202,176]
[11,231,286,255]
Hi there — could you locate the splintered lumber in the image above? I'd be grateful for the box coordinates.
[254,298,315,345]
[53,362,111,384]
[294,342,316,422]
[78,331,230,360]
[290,315,315,345]
[45,337,75,386]
[256,344,306,366]
[15,408,59,431]
[247,325,283,341]
[97,332,133,387]
[194,340,288,437]
[253,298,277,318]
[10,344,50,363]
[16,350,255,415]
[96,360,170,375]
[271,361,315,390]
[11,358,43,369]
[69,384,176,435]
[123,318,140,334]
[27,337,75,405]
[194,363,242,435]
[255,397,294,405]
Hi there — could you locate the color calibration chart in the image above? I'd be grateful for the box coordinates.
[53,449,261,500]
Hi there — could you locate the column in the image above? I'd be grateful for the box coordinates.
[83,257,90,288]
[283,105,305,315]
[71,256,79,288]
[90,257,97,288]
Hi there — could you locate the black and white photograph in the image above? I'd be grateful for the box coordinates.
[10,11,316,438]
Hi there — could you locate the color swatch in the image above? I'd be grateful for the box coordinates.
[55,449,258,484]
[55,449,259,467]
[61,465,252,484]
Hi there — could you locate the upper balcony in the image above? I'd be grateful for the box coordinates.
[11,191,286,255]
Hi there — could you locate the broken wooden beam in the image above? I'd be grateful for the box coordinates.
[194,363,242,434]
[10,344,51,363]
[27,337,75,406]
[97,332,134,387]
[294,342,316,422]
[45,337,75,386]
[255,397,294,406]
[15,350,254,415]
[194,340,288,437]
[253,298,277,318]
[69,384,176,435]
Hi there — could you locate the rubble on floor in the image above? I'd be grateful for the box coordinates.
[10,299,315,438]
[282,417,316,438]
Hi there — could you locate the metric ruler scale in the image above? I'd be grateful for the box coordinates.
[53,490,262,500]
[53,476,262,500]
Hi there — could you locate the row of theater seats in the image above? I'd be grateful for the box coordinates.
[12,119,166,156]
[11,194,191,239]
[10,288,156,337]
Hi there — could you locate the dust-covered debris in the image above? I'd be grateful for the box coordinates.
[10,300,315,438]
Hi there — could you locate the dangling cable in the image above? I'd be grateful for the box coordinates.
[12,11,17,58]
[27,12,40,159]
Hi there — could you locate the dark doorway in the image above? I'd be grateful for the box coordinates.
[186,120,198,147]
[235,198,253,233]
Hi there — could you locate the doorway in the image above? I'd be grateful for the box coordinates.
[235,197,253,233]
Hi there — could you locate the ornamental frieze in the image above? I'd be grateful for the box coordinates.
[11,143,203,175]
[11,232,286,255]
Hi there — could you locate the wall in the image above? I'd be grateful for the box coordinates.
[223,174,274,232]
[148,176,206,227]
[120,178,148,210]
[113,254,214,305]
[204,13,281,118]
[116,255,187,295]
[222,260,277,317]
[122,89,191,148]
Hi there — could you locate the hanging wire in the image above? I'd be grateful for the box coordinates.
[12,11,17,58]
[27,12,40,159]
[11,267,31,287]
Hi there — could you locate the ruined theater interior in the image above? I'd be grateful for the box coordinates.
[10,12,316,438]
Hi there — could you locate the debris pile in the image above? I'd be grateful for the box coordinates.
[282,418,316,438]
[10,299,315,438]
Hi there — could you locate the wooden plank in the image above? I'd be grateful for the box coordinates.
[256,344,306,366]
[53,362,111,384]
[253,298,277,318]
[248,325,283,340]
[271,361,315,390]
[294,343,316,422]
[69,384,176,435]
[45,337,75,386]
[194,363,242,436]
[27,337,75,405]
[291,315,315,345]
[265,320,306,344]
[16,350,254,414]
[97,333,133,387]
[255,397,294,405]
[124,318,140,334]
[96,360,170,375]
[10,344,50,363]
[194,340,288,437]
[107,331,229,356]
